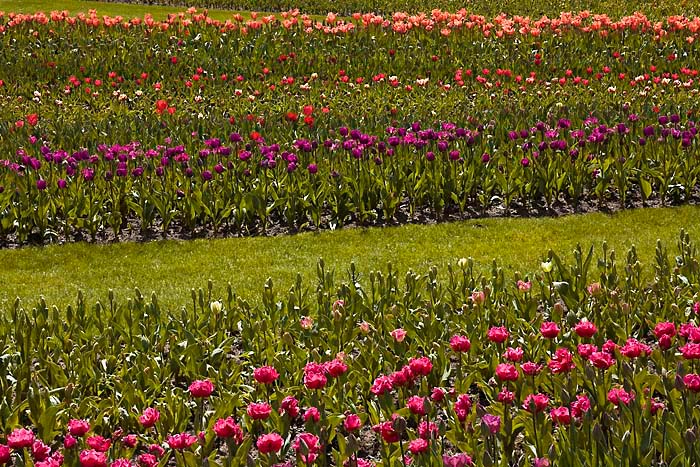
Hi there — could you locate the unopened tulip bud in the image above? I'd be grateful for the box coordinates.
[676,372,686,391]
[560,389,570,405]
[482,450,493,466]
[585,364,596,381]
[622,362,634,379]
[346,434,358,452]
[392,416,407,434]
[592,423,605,443]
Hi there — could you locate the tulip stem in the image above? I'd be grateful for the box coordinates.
[532,410,540,458]
[399,437,407,466]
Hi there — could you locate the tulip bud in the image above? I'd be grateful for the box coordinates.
[676,372,686,391]
[592,423,605,443]
[560,388,570,405]
[482,450,493,466]
[392,416,407,434]
[686,428,697,444]
[480,421,491,438]
[346,434,358,453]
[622,362,634,379]
[584,364,597,381]
[282,332,294,347]
[423,398,432,415]
[601,412,613,426]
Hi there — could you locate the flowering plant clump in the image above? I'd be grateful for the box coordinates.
[0,232,698,465]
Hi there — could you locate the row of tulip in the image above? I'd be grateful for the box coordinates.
[2,113,698,243]
[0,230,699,465]
[2,7,700,157]
[4,8,700,35]
[89,0,700,16]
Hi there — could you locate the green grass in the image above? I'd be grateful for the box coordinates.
[0,0,263,21]
[1,205,698,310]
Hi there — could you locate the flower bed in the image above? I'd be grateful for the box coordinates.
[0,231,699,465]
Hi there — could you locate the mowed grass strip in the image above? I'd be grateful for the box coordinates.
[0,0,275,21]
[1,205,698,310]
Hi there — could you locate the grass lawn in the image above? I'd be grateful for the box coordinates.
[0,205,698,310]
[0,0,272,21]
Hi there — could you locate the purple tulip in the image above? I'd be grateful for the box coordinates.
[481,414,501,434]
